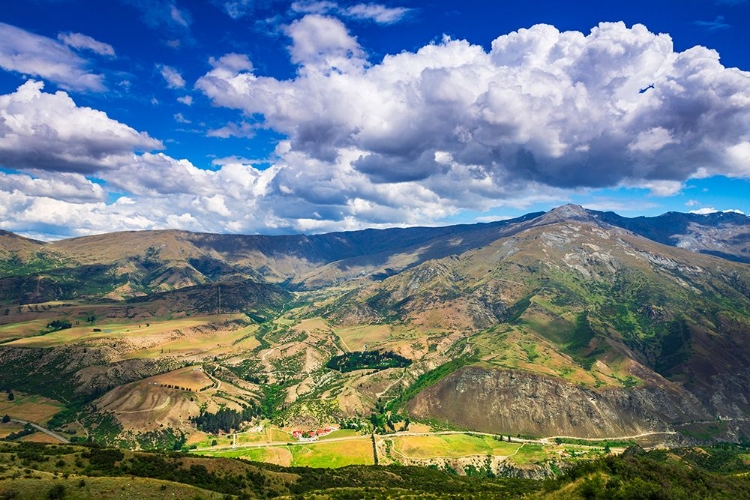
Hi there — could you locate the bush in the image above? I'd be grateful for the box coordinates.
[46,484,66,500]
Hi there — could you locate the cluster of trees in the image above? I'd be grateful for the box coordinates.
[369,412,409,433]
[45,320,72,332]
[3,422,35,441]
[326,350,411,373]
[192,403,261,434]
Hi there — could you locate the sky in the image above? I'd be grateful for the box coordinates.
[0,0,749,240]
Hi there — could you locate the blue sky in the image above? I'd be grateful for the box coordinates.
[0,0,748,239]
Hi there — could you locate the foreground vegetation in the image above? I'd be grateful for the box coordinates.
[0,441,748,499]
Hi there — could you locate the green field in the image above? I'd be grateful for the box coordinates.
[197,437,374,467]
[511,443,548,465]
[334,324,392,351]
[390,433,521,459]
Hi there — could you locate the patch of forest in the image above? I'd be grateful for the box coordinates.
[326,350,412,372]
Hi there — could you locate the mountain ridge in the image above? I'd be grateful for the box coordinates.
[0,204,749,446]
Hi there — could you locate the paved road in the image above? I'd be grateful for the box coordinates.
[10,418,70,444]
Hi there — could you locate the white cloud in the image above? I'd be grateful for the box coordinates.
[5,21,750,240]
[0,80,163,173]
[690,207,719,214]
[177,95,193,105]
[159,64,186,88]
[291,2,411,24]
[193,21,750,233]
[57,32,115,57]
[198,22,750,195]
[207,121,255,138]
[0,22,106,91]
[0,171,106,203]
[285,15,365,71]
[345,3,411,24]
[174,112,191,123]
[688,207,745,215]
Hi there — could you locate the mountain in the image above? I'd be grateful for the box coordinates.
[0,205,748,448]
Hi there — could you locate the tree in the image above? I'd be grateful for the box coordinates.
[7,392,14,401]
[2,414,9,423]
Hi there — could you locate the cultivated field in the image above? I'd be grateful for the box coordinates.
[0,392,63,425]
[200,436,375,467]
[389,433,521,460]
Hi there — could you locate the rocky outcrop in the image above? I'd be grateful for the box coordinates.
[407,366,712,438]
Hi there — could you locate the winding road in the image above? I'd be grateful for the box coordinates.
[9,418,70,444]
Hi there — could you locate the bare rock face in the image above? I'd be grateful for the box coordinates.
[407,366,712,438]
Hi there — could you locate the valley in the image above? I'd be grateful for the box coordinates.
[0,205,749,474]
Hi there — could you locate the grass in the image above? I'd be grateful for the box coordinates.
[0,319,50,342]
[0,420,25,438]
[318,429,362,440]
[334,324,392,351]
[511,443,548,465]
[676,421,729,441]
[390,434,521,459]
[287,439,374,467]
[198,437,374,467]
[0,475,225,500]
[148,366,214,391]
[0,392,64,425]
[6,315,244,349]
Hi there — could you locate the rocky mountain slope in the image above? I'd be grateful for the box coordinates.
[0,205,748,444]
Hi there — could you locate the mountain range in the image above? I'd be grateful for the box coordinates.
[0,205,749,447]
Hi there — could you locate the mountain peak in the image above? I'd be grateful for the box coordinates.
[534,204,596,225]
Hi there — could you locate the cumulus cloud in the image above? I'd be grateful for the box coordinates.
[0,80,163,173]
[285,14,365,71]
[0,171,106,203]
[6,21,750,240]
[0,22,106,91]
[57,32,115,57]
[198,21,750,200]
[159,64,186,88]
[177,95,193,105]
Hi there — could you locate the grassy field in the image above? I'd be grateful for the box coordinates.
[318,429,362,440]
[334,324,392,351]
[0,420,25,438]
[0,392,64,425]
[148,366,214,391]
[0,319,49,342]
[6,314,245,348]
[511,443,549,465]
[390,434,521,459]
[123,322,260,360]
[197,437,375,467]
[193,426,293,448]
[0,475,225,500]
